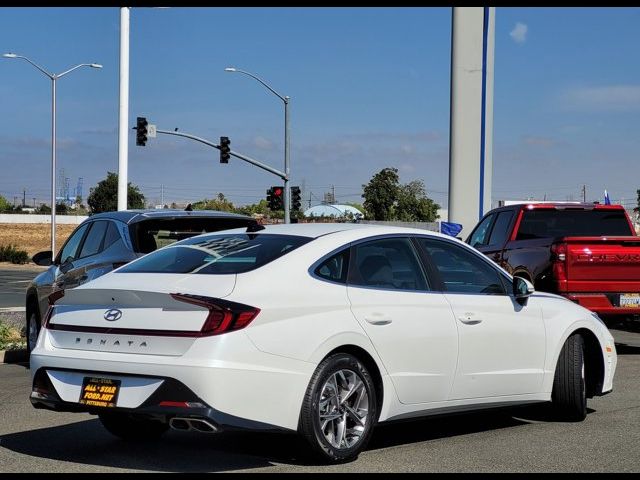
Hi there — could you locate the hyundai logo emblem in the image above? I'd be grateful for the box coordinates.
[104,308,123,322]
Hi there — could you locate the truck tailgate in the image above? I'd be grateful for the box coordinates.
[564,236,640,291]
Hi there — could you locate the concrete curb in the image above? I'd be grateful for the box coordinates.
[0,349,28,364]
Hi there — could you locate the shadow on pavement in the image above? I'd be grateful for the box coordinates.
[0,407,563,471]
[615,343,640,355]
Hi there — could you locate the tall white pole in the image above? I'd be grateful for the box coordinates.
[448,7,495,237]
[118,7,130,211]
[51,77,57,256]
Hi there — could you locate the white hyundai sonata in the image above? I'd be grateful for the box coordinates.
[30,223,617,462]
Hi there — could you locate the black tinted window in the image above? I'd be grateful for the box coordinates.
[418,238,505,295]
[516,209,632,240]
[58,223,89,263]
[468,214,494,247]
[487,211,514,247]
[103,222,121,250]
[349,238,428,291]
[79,221,108,258]
[118,234,311,274]
[315,249,350,284]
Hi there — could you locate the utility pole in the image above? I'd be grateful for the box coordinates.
[160,184,164,207]
[22,188,26,208]
[308,191,312,210]
[331,185,336,204]
[33,197,36,207]
[13,196,17,208]
[582,184,586,203]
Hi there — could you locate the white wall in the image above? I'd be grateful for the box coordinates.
[0,214,88,224]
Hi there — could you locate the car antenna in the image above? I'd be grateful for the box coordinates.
[246,223,265,233]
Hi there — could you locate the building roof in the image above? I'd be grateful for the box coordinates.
[303,204,364,218]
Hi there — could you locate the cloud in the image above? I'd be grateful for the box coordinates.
[510,22,528,44]
[562,85,640,112]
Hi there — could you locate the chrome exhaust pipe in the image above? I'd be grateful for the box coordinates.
[169,417,218,433]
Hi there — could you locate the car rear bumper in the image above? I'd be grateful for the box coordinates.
[30,329,315,431]
[29,367,286,432]
[564,293,640,316]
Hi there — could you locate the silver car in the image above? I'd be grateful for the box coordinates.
[25,209,257,352]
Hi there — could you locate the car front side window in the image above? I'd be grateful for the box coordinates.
[417,238,505,295]
[57,223,90,265]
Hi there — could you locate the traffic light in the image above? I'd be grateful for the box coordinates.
[291,186,302,211]
[220,136,230,163]
[136,117,148,146]
[267,186,284,211]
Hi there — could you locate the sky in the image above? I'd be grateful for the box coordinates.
[1,7,639,211]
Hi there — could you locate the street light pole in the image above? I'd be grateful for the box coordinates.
[225,67,291,223]
[2,53,102,256]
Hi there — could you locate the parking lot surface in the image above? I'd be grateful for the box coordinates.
[0,329,638,473]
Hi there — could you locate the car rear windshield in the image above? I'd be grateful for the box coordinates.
[516,209,633,240]
[118,233,312,274]
[130,217,256,254]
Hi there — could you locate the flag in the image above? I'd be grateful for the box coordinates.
[604,190,611,205]
[440,221,463,238]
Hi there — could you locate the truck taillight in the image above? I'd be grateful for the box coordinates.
[551,243,568,290]
[170,293,260,336]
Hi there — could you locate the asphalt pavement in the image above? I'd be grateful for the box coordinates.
[0,267,42,309]
[0,329,638,473]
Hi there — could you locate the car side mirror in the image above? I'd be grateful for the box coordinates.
[513,276,534,304]
[32,251,53,267]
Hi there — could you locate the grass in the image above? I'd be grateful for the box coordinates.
[0,244,30,264]
[0,319,26,351]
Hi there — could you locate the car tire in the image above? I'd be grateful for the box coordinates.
[26,309,41,353]
[99,412,169,441]
[551,333,587,421]
[299,353,377,463]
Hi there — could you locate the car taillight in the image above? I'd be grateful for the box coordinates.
[170,293,260,336]
[43,289,65,328]
[551,243,568,290]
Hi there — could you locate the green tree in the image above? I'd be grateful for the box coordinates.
[396,180,440,222]
[192,193,236,212]
[362,168,400,220]
[362,168,440,222]
[0,195,13,213]
[87,172,145,214]
[236,199,271,217]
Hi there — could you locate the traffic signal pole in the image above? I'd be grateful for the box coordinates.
[154,128,287,181]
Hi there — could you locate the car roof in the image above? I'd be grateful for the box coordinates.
[210,222,452,240]
[86,209,255,225]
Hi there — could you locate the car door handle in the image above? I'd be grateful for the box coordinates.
[458,314,483,325]
[364,316,393,326]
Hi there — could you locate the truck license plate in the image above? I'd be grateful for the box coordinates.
[620,294,640,308]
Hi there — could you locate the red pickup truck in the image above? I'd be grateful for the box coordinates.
[466,202,640,320]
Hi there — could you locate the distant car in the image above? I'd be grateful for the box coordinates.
[25,209,257,352]
[30,223,616,463]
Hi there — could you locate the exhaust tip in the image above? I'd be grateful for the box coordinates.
[169,418,190,431]
[190,419,216,433]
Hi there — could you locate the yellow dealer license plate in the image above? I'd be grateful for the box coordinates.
[620,294,640,308]
[79,377,121,408]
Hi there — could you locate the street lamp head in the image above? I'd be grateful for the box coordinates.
[224,67,237,72]
[3,53,18,58]
[90,63,103,69]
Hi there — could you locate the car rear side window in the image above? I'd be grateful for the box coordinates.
[79,221,108,258]
[516,209,633,240]
[118,234,312,274]
[348,238,428,291]
[314,249,350,284]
